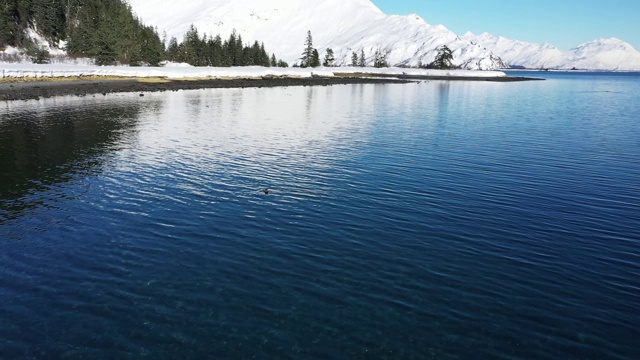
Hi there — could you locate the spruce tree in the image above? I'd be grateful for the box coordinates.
[311,48,320,67]
[431,45,454,69]
[224,31,236,66]
[64,0,165,66]
[182,25,200,65]
[93,29,117,65]
[358,49,366,67]
[0,2,16,46]
[166,37,179,62]
[211,35,223,66]
[259,42,269,66]
[234,33,243,66]
[373,48,388,68]
[301,30,314,68]
[138,25,164,66]
[323,48,335,67]
[31,0,66,44]
[351,51,358,67]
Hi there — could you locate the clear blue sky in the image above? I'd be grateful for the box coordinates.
[371,0,640,50]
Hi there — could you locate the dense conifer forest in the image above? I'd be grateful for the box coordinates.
[165,26,287,68]
[0,0,286,67]
[0,0,164,65]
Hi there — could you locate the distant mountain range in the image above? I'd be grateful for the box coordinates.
[462,33,640,71]
[127,0,640,70]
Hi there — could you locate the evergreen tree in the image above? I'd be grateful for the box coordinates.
[198,33,210,66]
[93,26,118,65]
[166,36,179,61]
[223,30,236,66]
[311,48,320,67]
[24,37,50,64]
[31,0,66,44]
[110,1,139,64]
[210,34,223,66]
[242,40,257,65]
[373,48,388,68]
[270,53,277,67]
[430,45,454,69]
[182,24,200,65]
[234,33,243,65]
[15,0,29,29]
[300,30,314,68]
[64,0,165,66]
[351,51,358,67]
[137,25,164,66]
[358,49,366,67]
[1,1,282,68]
[0,1,17,46]
[323,48,335,67]
[258,43,271,67]
[277,59,288,68]
[200,34,211,66]
[64,0,84,42]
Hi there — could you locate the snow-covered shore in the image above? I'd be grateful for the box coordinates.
[0,63,506,80]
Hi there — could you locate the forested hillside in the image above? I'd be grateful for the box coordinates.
[165,26,287,68]
[0,0,165,65]
[0,0,284,67]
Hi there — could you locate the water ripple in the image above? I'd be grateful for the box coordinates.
[1,78,640,359]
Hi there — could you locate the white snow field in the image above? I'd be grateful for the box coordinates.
[0,63,506,80]
[126,0,640,71]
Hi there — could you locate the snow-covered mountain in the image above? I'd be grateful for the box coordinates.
[126,0,640,71]
[462,33,640,71]
[566,38,640,70]
[461,32,566,70]
[126,0,506,70]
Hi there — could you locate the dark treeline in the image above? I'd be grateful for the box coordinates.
[1,1,285,67]
[0,0,164,65]
[165,26,288,67]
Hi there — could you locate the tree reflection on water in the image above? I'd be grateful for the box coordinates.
[0,99,143,221]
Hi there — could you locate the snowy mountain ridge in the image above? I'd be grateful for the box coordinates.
[126,0,640,71]
[462,33,640,71]
[126,0,507,70]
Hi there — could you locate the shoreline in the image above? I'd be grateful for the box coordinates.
[0,74,541,102]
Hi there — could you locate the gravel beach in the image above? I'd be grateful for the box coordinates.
[0,74,540,102]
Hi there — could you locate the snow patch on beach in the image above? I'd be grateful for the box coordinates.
[0,63,506,79]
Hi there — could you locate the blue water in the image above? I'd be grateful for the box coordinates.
[1,72,639,359]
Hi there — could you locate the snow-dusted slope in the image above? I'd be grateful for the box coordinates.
[463,33,640,71]
[461,32,566,69]
[127,0,640,71]
[127,0,506,70]
[565,38,640,71]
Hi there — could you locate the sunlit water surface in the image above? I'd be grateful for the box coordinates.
[1,72,639,359]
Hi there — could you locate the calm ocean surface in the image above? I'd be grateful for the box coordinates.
[1,72,639,359]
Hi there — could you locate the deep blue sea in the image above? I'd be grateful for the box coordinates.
[1,72,639,359]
